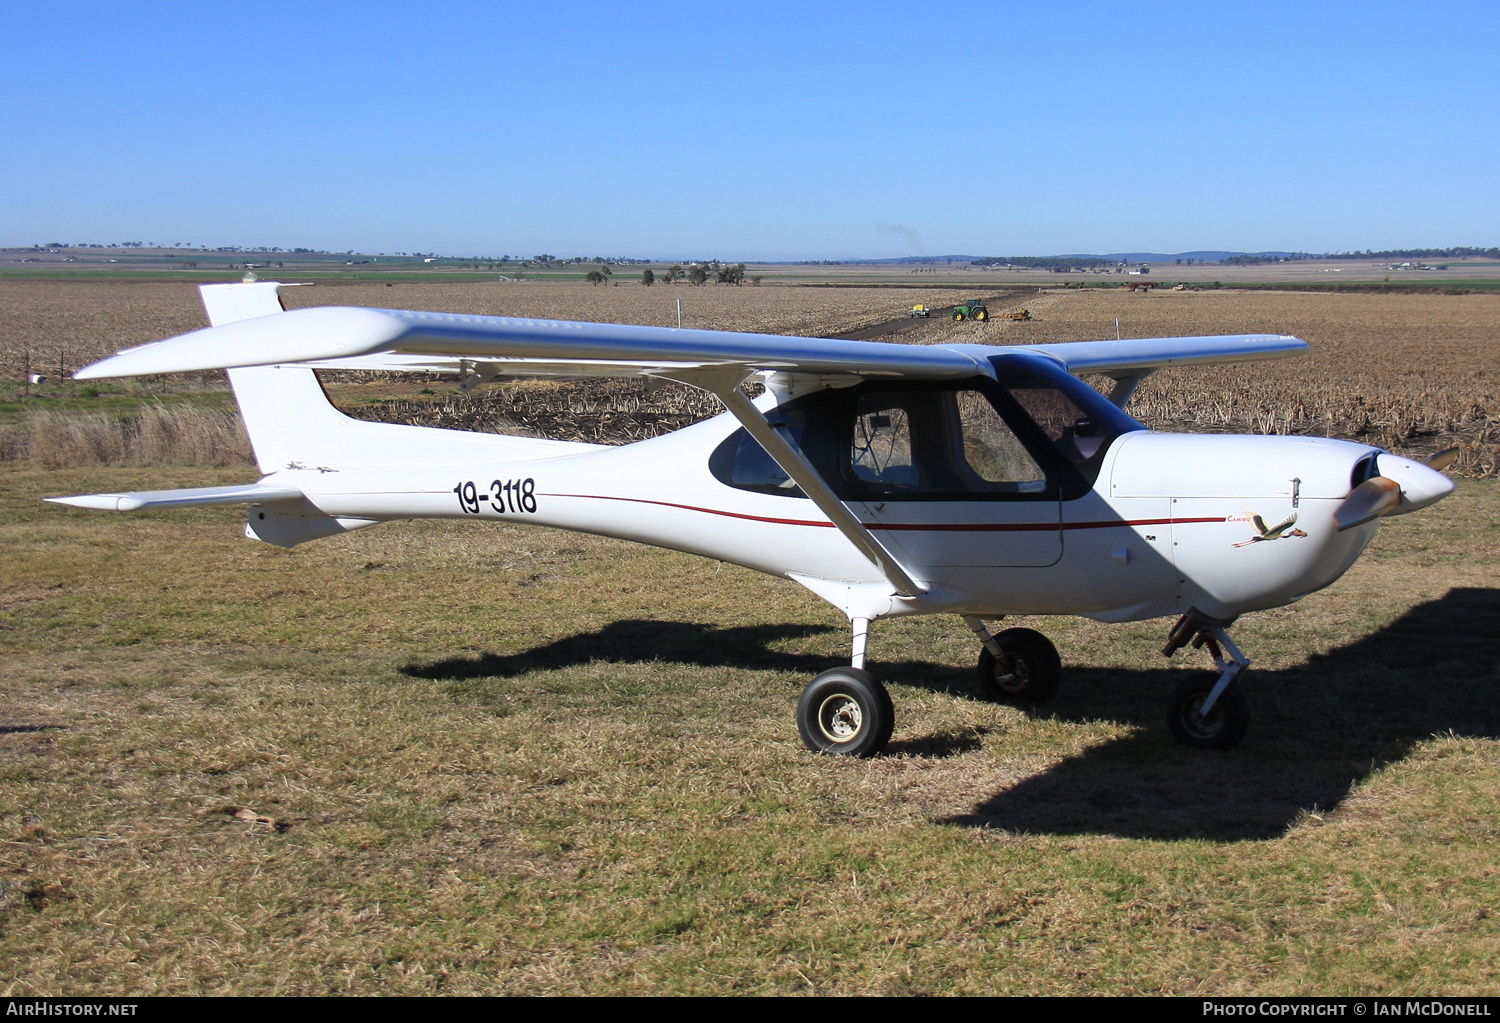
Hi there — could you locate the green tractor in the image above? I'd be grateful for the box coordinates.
[951,298,989,322]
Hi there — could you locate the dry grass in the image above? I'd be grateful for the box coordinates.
[1,464,1497,994]
[0,403,251,467]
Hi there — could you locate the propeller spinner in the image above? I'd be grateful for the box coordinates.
[1333,449,1457,531]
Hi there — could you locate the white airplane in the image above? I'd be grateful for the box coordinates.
[51,281,1457,755]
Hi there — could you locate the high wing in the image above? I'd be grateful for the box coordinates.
[76,305,990,383]
[308,331,1310,388]
[1021,334,1307,375]
[75,299,1306,386]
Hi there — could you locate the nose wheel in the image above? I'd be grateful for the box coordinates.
[1167,674,1250,750]
[1161,614,1253,750]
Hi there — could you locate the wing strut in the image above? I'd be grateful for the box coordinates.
[664,369,924,598]
[1105,369,1154,408]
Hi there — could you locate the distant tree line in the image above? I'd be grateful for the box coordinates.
[1323,247,1500,260]
[966,248,1499,268]
[970,256,1107,270]
[1220,253,1317,265]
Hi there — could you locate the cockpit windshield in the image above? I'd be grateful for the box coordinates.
[989,354,1145,487]
[709,355,1145,503]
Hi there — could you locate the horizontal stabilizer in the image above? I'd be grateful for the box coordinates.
[47,483,303,512]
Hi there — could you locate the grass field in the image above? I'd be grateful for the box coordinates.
[2,467,1497,995]
[1,278,1498,994]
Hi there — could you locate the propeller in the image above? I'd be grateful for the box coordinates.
[1425,446,1459,472]
[1333,476,1402,530]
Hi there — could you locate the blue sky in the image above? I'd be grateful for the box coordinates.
[4,2,1496,260]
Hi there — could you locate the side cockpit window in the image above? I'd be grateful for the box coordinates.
[1008,384,1106,461]
[849,389,1047,497]
[953,389,1048,489]
[851,401,917,488]
[709,362,1142,503]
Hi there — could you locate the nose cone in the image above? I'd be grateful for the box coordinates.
[1379,453,1456,515]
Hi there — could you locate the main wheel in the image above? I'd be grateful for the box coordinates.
[975,627,1062,703]
[1167,674,1249,750]
[797,667,893,757]
[973,308,988,321]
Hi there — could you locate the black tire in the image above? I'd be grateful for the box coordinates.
[797,667,893,757]
[952,310,966,322]
[975,627,1062,704]
[1167,674,1250,750]
[973,308,988,321]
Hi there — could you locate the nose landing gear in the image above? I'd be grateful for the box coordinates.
[1162,614,1252,750]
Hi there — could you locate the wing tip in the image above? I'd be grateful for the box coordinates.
[46,494,126,511]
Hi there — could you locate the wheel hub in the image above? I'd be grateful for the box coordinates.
[1180,696,1223,739]
[817,694,863,742]
[992,653,1030,694]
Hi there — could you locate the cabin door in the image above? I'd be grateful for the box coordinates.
[846,386,1063,568]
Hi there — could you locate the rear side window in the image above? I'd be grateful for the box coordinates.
[708,407,808,498]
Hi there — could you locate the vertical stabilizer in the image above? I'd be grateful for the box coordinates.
[199,281,553,474]
[200,280,288,328]
[201,281,352,473]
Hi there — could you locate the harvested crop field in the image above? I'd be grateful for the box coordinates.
[3,279,1492,474]
[0,278,936,369]
[970,288,1500,475]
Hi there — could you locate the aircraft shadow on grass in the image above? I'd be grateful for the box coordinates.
[404,588,1500,843]
[404,620,843,680]
[946,586,1500,842]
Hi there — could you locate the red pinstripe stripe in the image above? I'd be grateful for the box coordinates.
[542,493,1226,532]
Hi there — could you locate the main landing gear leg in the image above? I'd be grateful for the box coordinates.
[796,616,893,758]
[1162,614,1252,750]
[964,615,1005,658]
[850,616,870,671]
